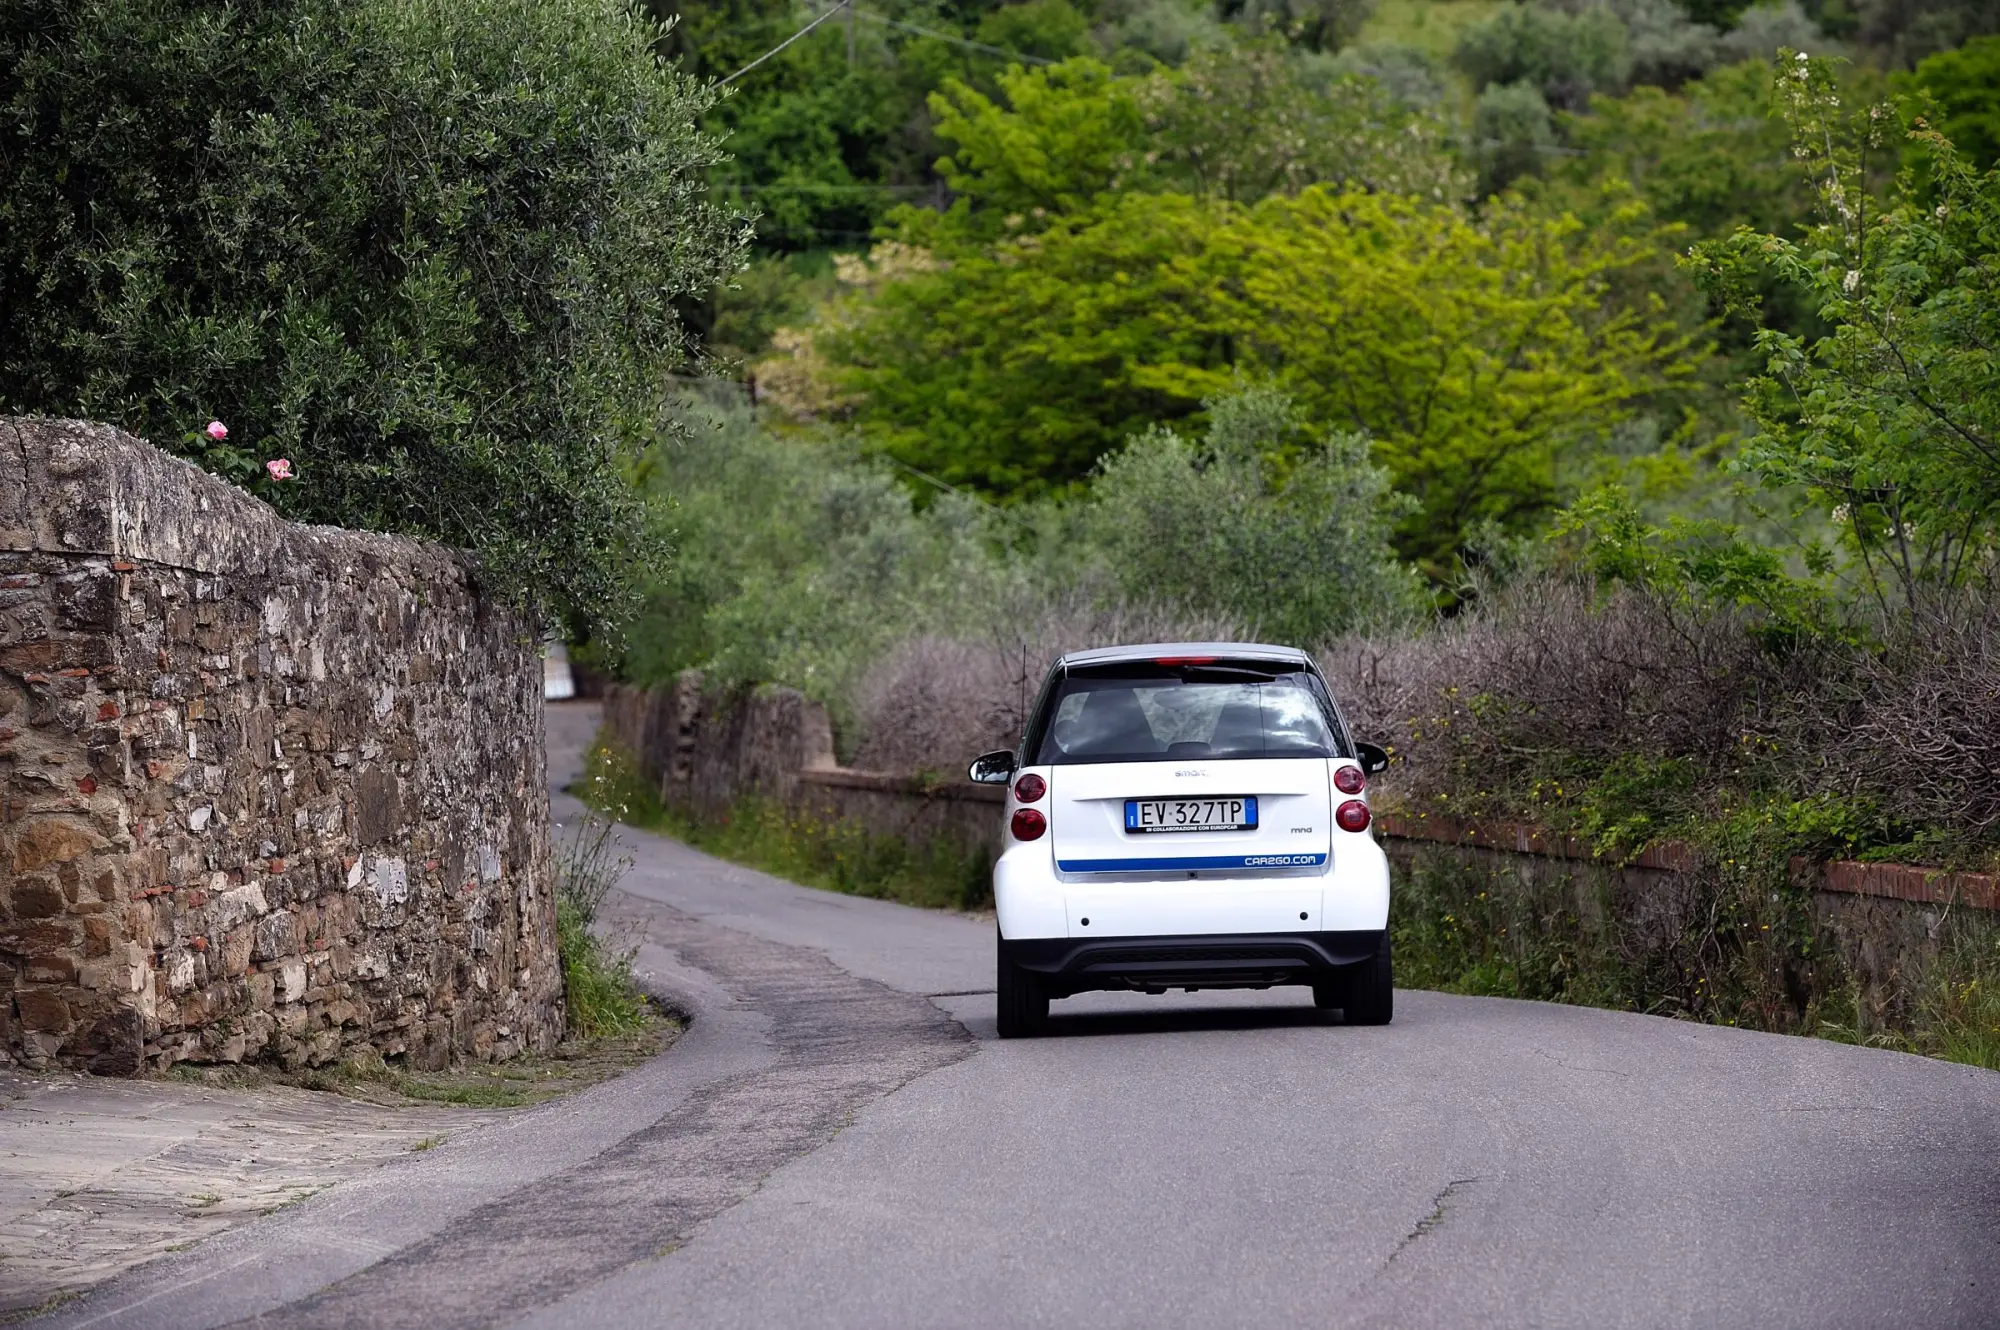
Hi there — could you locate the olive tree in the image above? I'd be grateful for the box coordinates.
[0,0,747,633]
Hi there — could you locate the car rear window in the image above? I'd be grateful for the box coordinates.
[1026,661,1345,765]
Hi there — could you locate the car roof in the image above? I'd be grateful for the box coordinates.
[1056,642,1315,669]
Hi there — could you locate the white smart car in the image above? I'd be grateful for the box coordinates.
[969,643,1392,1038]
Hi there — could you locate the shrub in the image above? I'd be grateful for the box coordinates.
[1848,595,2000,834]
[1717,0,1826,63]
[1473,79,1557,194]
[1453,2,1634,110]
[619,389,1027,744]
[813,185,1692,574]
[1080,384,1422,645]
[554,808,650,1039]
[1691,54,2000,612]
[1615,0,1724,88]
[1318,573,1854,821]
[1898,34,2000,171]
[0,0,745,634]
[1227,0,1377,53]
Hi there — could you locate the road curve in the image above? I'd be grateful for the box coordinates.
[45,705,2000,1329]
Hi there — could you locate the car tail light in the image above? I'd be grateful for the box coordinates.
[1333,764,1366,795]
[1011,808,1047,841]
[1153,656,1216,665]
[1335,799,1371,833]
[1013,773,1046,803]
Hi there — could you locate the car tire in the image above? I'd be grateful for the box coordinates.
[996,946,1050,1039]
[1310,982,1340,1010]
[1339,933,1394,1026]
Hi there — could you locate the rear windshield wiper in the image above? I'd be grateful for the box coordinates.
[1177,665,1283,683]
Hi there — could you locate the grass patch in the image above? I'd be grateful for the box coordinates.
[0,1290,80,1325]
[162,1019,677,1109]
[577,735,992,913]
[643,797,992,913]
[555,792,656,1040]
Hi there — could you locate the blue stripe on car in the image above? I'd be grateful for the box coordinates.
[1056,853,1328,872]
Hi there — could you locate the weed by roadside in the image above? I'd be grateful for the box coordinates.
[1391,843,2000,1072]
[0,1290,78,1325]
[555,806,653,1039]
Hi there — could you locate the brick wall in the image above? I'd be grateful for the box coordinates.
[0,418,562,1074]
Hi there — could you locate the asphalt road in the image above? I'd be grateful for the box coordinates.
[47,705,2000,1329]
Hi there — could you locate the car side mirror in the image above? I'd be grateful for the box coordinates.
[1356,742,1390,776]
[968,750,1018,784]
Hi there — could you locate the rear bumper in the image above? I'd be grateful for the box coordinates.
[1001,930,1384,996]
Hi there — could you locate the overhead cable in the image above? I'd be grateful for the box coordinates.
[717,1,1056,87]
[852,11,1056,65]
[717,0,853,86]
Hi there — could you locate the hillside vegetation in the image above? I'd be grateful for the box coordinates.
[608,0,2000,1046]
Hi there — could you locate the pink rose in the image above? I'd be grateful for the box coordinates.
[265,459,294,481]
[205,420,228,441]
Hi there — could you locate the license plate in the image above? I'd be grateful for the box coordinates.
[1124,796,1257,834]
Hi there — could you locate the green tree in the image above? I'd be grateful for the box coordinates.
[825,194,1233,493]
[1547,60,1811,240]
[1139,41,1466,203]
[1690,54,2000,607]
[1899,34,2000,170]
[927,58,1150,223]
[1083,384,1421,642]
[1225,0,1376,53]
[623,391,1022,736]
[816,186,1691,573]
[922,44,1464,228]
[0,0,745,633]
[1453,2,1633,110]
[1208,189,1693,574]
[1473,79,1556,196]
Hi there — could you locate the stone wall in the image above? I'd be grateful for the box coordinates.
[1,418,563,1074]
[602,675,1003,866]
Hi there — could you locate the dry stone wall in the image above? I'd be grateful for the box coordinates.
[0,418,562,1074]
[601,675,1003,864]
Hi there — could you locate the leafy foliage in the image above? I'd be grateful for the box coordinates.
[924,47,1463,223]
[0,0,745,633]
[554,795,651,1039]
[1899,34,2000,170]
[1080,384,1421,643]
[1453,2,1633,110]
[622,389,1026,736]
[1690,54,2000,607]
[1473,78,1556,195]
[811,174,1691,575]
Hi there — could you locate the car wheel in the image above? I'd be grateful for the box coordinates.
[996,947,1050,1039]
[1340,933,1394,1026]
[1311,982,1340,1010]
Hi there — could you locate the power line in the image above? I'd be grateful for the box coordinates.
[716,2,1056,87]
[718,0,852,87]
[852,10,1056,65]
